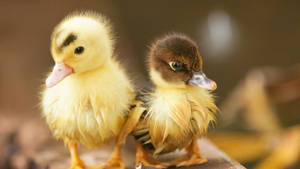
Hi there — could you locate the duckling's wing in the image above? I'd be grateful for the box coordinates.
[118,100,145,144]
[118,86,155,144]
[117,87,152,144]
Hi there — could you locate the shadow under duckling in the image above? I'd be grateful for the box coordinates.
[119,33,218,168]
[41,11,135,169]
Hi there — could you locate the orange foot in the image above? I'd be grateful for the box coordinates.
[92,137,126,169]
[100,159,126,169]
[135,141,169,169]
[68,140,87,169]
[176,154,207,167]
[136,160,168,169]
[171,139,208,167]
[70,165,85,169]
[70,158,86,169]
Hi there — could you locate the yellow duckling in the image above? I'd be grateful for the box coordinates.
[120,33,218,168]
[41,11,134,169]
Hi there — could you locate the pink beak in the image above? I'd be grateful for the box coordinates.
[45,62,73,88]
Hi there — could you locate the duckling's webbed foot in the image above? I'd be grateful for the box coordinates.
[100,136,126,169]
[136,160,168,169]
[68,140,86,169]
[175,154,207,167]
[135,141,169,169]
[70,164,86,169]
[171,139,207,167]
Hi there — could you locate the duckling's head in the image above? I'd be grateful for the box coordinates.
[148,34,216,90]
[46,11,113,87]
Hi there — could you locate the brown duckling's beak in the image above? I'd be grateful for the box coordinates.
[188,71,217,90]
[46,62,73,88]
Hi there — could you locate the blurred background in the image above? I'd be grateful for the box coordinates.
[0,1,299,169]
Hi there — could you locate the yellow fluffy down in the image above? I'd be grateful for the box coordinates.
[41,61,134,148]
[148,86,217,155]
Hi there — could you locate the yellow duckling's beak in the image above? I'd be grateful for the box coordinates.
[188,71,217,90]
[46,62,73,88]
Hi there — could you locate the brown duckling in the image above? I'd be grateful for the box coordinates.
[120,33,218,168]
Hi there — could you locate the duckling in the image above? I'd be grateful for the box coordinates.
[41,11,134,169]
[119,33,218,168]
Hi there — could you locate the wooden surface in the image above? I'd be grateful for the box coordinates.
[0,115,245,169]
[138,138,246,169]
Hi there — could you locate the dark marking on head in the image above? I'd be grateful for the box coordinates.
[56,33,77,52]
[62,34,77,47]
[148,33,203,84]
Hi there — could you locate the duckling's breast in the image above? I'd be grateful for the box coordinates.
[133,87,216,155]
[132,89,193,155]
[42,73,132,148]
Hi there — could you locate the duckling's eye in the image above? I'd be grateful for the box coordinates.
[169,62,183,71]
[74,46,84,54]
